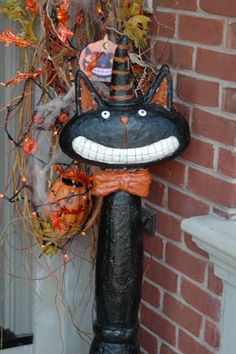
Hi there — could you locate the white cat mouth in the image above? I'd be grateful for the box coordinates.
[72,136,180,164]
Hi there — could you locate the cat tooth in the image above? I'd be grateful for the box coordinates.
[127,149,136,163]
[72,137,83,154]
[167,137,174,149]
[103,148,114,163]
[112,149,120,163]
[142,146,149,156]
[160,140,167,154]
[148,144,156,156]
[167,141,174,154]
[172,137,179,149]
[97,145,105,162]
[139,149,146,161]
[87,150,97,159]
[104,147,113,157]
[127,149,136,157]
[120,149,128,163]
[132,149,138,162]
[154,142,162,156]
[128,155,136,163]
[91,143,98,154]
[83,139,92,151]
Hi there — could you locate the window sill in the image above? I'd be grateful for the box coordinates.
[181,214,236,284]
[181,214,236,354]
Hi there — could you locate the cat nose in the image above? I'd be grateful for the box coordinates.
[120,115,129,125]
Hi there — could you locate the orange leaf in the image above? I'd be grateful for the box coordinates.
[0,28,34,48]
[57,23,73,43]
[57,0,70,26]
[25,0,39,15]
[0,67,48,87]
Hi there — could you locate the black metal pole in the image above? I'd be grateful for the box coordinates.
[90,191,143,354]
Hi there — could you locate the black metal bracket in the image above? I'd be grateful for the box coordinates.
[142,206,156,236]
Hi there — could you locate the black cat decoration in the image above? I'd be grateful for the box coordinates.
[60,36,190,354]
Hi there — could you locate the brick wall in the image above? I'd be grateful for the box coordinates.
[140,0,236,353]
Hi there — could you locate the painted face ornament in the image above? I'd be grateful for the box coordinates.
[79,36,117,82]
[60,39,190,169]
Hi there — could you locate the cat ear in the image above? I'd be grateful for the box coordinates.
[75,70,104,115]
[145,65,172,110]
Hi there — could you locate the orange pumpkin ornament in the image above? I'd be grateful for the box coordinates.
[45,167,91,234]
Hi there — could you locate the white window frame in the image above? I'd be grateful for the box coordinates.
[0,20,33,337]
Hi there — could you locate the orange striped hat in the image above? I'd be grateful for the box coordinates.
[109,36,136,102]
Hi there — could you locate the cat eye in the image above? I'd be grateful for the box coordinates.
[101,111,111,119]
[138,109,147,117]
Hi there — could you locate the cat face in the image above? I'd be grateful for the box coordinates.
[59,66,190,168]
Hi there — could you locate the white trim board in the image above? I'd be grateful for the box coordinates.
[0,345,33,354]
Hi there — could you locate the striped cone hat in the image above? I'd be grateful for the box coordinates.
[109,36,136,102]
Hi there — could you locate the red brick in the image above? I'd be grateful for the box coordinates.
[168,188,210,218]
[204,320,220,349]
[179,15,224,45]
[208,266,223,296]
[181,137,214,168]
[184,233,209,259]
[150,160,186,186]
[151,11,176,38]
[192,108,236,146]
[196,48,236,81]
[160,344,178,354]
[179,329,214,354]
[200,0,236,17]
[148,180,166,206]
[144,234,164,258]
[156,0,197,11]
[181,278,222,321]
[227,22,236,49]
[141,304,176,345]
[139,326,158,353]
[142,281,161,308]
[156,210,182,241]
[144,257,178,292]
[218,148,236,178]
[154,40,193,70]
[188,167,236,208]
[164,293,203,336]
[223,87,236,114]
[177,75,219,107]
[166,243,207,282]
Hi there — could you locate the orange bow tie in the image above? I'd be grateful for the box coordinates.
[92,169,152,198]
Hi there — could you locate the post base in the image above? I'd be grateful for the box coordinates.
[89,325,140,354]
[90,339,140,354]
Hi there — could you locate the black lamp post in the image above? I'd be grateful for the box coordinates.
[59,36,190,354]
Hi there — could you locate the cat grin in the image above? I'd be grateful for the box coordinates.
[72,135,180,164]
